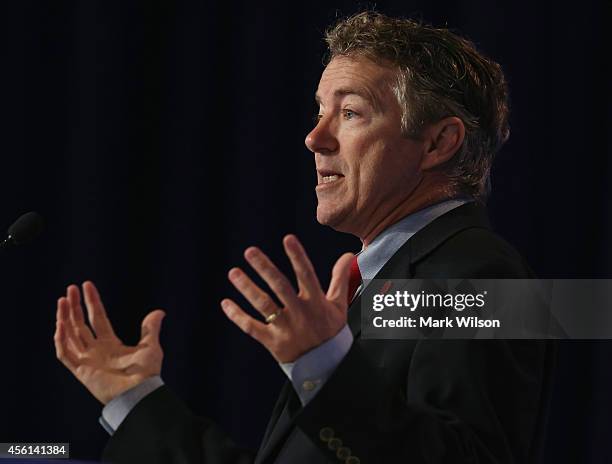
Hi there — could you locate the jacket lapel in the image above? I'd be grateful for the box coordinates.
[349,202,491,338]
[254,382,300,464]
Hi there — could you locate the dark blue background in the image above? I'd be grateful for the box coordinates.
[0,0,609,461]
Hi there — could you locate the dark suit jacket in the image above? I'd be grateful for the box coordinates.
[103,202,556,464]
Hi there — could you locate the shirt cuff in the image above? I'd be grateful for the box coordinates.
[279,324,353,406]
[99,375,165,435]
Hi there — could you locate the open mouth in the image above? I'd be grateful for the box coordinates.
[321,175,341,184]
[317,170,344,186]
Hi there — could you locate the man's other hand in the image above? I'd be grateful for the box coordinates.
[221,234,354,363]
[54,281,165,405]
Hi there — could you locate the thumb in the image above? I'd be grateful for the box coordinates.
[140,309,166,345]
[326,252,356,304]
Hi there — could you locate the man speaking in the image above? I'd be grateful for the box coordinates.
[54,11,554,463]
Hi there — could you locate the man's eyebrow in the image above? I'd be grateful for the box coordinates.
[315,86,381,111]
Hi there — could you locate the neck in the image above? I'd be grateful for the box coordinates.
[360,174,455,247]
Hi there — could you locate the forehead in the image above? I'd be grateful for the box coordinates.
[316,56,397,105]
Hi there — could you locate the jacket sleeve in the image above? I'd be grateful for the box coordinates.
[102,385,254,464]
[294,337,552,463]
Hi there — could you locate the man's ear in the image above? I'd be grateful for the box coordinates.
[420,117,465,170]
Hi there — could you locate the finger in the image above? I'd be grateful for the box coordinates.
[57,297,86,353]
[227,268,282,320]
[243,247,299,308]
[326,252,355,304]
[82,281,117,338]
[282,234,322,296]
[220,299,270,346]
[67,285,86,325]
[139,309,166,346]
[60,295,93,349]
[54,320,80,373]
[65,288,95,347]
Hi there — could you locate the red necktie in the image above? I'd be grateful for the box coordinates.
[347,255,362,305]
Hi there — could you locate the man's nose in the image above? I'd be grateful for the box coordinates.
[305,117,339,154]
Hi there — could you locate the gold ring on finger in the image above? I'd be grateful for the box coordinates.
[265,309,283,324]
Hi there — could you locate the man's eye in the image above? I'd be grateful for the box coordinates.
[312,114,323,125]
[342,109,358,120]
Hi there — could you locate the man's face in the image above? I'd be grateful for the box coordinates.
[305,56,426,240]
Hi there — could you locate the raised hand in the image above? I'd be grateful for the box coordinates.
[221,234,354,363]
[54,281,165,405]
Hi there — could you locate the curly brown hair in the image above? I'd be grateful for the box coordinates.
[324,11,510,200]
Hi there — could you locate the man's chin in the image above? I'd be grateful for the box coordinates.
[316,207,352,233]
[316,207,338,226]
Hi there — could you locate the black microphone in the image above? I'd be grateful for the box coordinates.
[0,211,44,250]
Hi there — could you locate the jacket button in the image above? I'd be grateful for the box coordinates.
[336,446,351,460]
[345,456,361,464]
[319,427,334,442]
[328,438,342,451]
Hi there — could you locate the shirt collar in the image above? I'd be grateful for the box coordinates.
[357,198,472,281]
